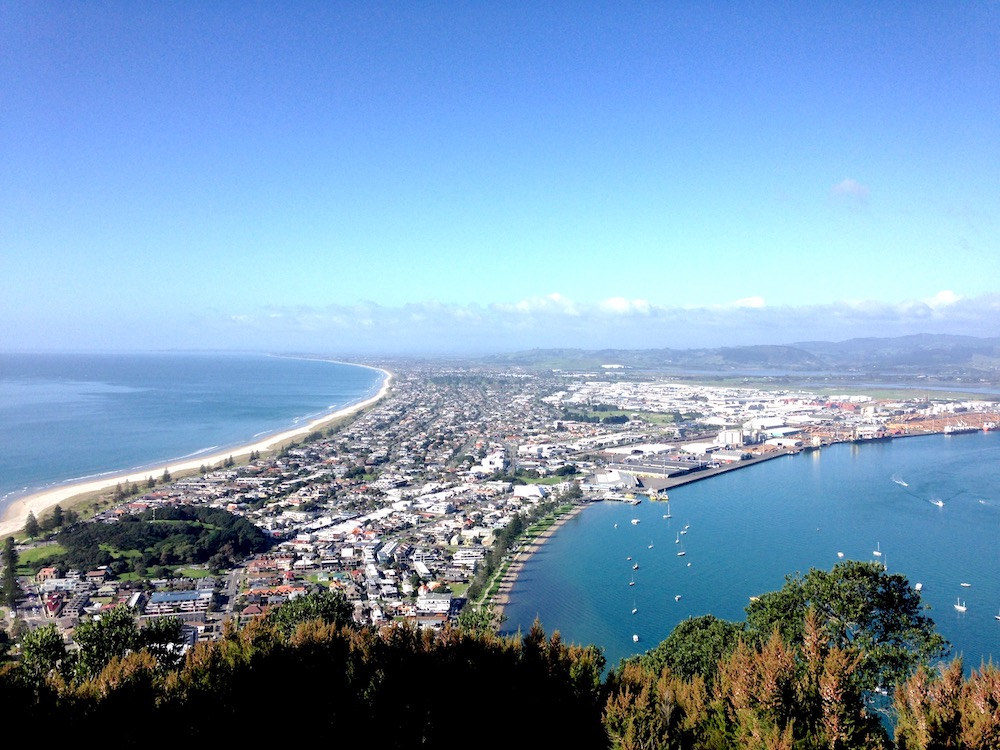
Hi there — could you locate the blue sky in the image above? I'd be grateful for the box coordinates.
[3,2,998,355]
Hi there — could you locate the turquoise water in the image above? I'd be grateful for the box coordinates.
[501,432,1000,674]
[0,352,384,509]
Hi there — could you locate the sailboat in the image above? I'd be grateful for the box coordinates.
[631,601,638,615]
[954,597,967,612]
[675,532,680,544]
[629,576,635,587]
[677,537,686,557]
[873,542,882,557]
[648,541,654,549]
[994,608,1000,621]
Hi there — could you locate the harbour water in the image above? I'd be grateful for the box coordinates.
[0,352,384,512]
[501,431,1000,675]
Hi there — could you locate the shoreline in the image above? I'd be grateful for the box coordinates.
[491,503,586,622]
[0,364,393,539]
[490,427,989,621]
[491,449,798,621]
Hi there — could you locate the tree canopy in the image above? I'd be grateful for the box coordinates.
[744,560,949,692]
[32,505,277,576]
[0,562,991,747]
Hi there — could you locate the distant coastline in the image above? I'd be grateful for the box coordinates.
[0,363,392,539]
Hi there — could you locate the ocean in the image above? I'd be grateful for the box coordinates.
[501,431,1000,676]
[0,352,384,511]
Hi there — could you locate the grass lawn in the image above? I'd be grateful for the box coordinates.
[174,566,212,578]
[17,543,65,565]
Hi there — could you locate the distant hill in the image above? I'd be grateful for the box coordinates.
[480,334,1000,384]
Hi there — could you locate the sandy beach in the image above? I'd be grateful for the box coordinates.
[0,366,393,539]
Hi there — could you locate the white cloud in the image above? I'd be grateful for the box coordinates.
[925,290,961,309]
[830,178,870,206]
[497,292,581,316]
[729,296,766,309]
[216,292,999,355]
[599,297,651,315]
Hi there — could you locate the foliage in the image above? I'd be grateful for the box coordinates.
[32,505,277,577]
[264,590,355,639]
[454,601,502,635]
[2,537,20,608]
[0,568,994,747]
[893,658,1000,750]
[744,561,948,693]
[627,614,743,689]
[54,604,186,682]
[18,624,67,680]
[23,512,40,539]
[1,617,611,746]
[605,610,889,750]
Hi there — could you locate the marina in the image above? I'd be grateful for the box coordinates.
[501,430,1000,675]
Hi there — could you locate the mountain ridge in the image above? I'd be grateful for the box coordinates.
[480,333,1000,383]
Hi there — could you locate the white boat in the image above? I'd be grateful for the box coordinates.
[631,602,637,615]
[631,518,640,525]
[994,608,1000,621]
[633,634,639,643]
[955,597,967,612]
[633,563,639,570]
[674,594,681,601]
[648,541,654,549]
[961,582,972,587]
[931,499,944,507]
[873,542,882,557]
[915,582,923,592]
[675,533,680,544]
[837,551,844,558]
[629,577,635,587]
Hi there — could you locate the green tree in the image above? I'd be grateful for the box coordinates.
[0,626,12,663]
[2,536,20,608]
[139,616,186,670]
[71,603,143,681]
[629,614,743,689]
[23,511,40,538]
[745,560,948,693]
[455,602,503,635]
[18,623,68,680]
[264,590,355,639]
